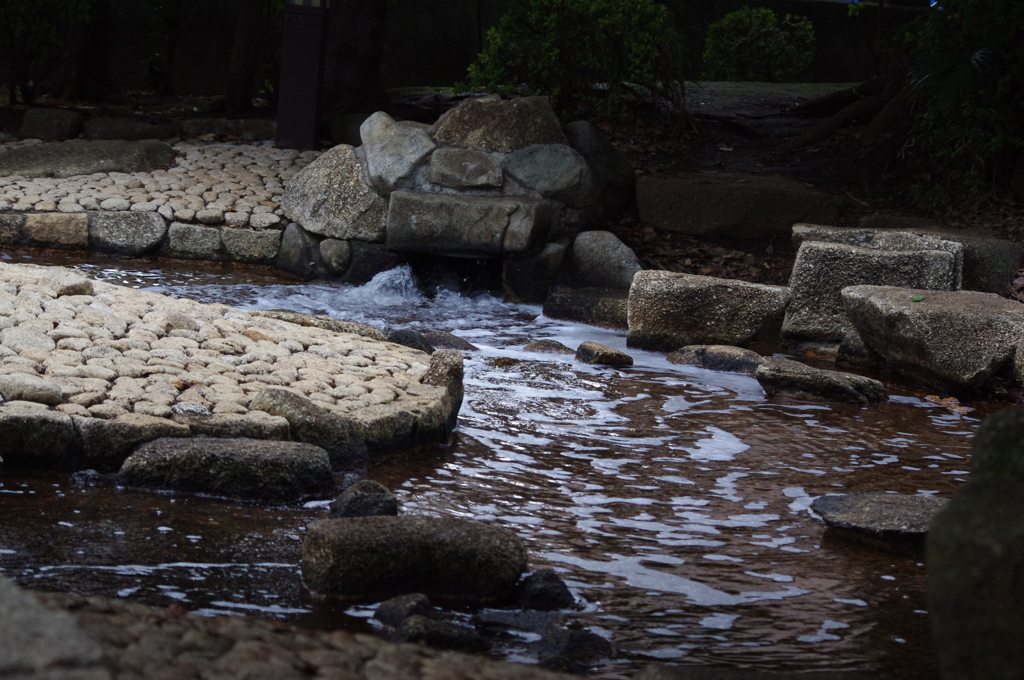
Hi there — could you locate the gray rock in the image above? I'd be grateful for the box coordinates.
[537,628,614,673]
[250,310,386,341]
[119,437,334,502]
[627,271,790,350]
[420,349,465,434]
[280,144,388,242]
[782,239,962,345]
[163,222,222,261]
[74,413,190,472]
[801,220,1024,296]
[385,191,558,256]
[575,341,633,366]
[320,238,351,276]
[195,208,225,225]
[502,241,567,303]
[301,515,528,604]
[0,372,63,405]
[19,213,90,249]
[524,339,575,355]
[754,356,887,405]
[83,117,174,141]
[563,120,634,221]
[0,327,56,353]
[249,387,368,469]
[374,593,436,627]
[88,211,167,256]
[636,172,843,239]
[0,139,177,177]
[928,407,1024,680]
[517,569,575,611]
[171,412,290,440]
[429,148,503,189]
[393,615,489,652]
[420,331,477,351]
[329,479,399,518]
[0,404,80,470]
[812,492,947,547]
[502,144,597,209]
[570,231,641,289]
[387,329,435,354]
[0,576,105,675]
[667,345,764,374]
[338,240,402,285]
[431,96,568,153]
[543,287,629,329]
[360,112,436,195]
[275,222,324,280]
[842,285,1024,389]
[19,107,83,141]
[220,227,282,264]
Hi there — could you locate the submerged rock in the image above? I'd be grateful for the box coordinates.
[329,479,399,518]
[301,515,528,604]
[393,615,489,652]
[575,341,633,367]
[812,492,948,547]
[525,339,575,355]
[667,345,764,374]
[119,437,335,502]
[755,357,886,405]
[374,593,437,628]
[537,627,614,673]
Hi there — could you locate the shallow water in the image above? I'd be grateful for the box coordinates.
[0,254,996,677]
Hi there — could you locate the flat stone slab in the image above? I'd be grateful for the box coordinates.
[302,515,528,604]
[119,437,335,502]
[843,285,1024,389]
[0,261,462,472]
[812,492,948,543]
[755,356,887,405]
[0,139,177,177]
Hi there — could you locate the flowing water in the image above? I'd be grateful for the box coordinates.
[0,251,996,678]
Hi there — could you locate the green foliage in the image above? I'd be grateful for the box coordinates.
[702,6,815,83]
[903,0,1024,194]
[464,0,689,125]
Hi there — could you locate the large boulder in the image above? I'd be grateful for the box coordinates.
[928,407,1024,680]
[754,356,886,405]
[782,237,962,345]
[501,144,597,209]
[627,271,791,350]
[0,140,177,178]
[18,108,83,141]
[88,211,168,256]
[842,285,1024,390]
[360,112,436,195]
[302,515,528,604]
[428,148,503,189]
[569,230,642,289]
[249,387,368,469]
[563,120,633,221]
[796,221,1022,296]
[431,96,567,153]
[543,287,629,329]
[636,172,843,239]
[119,437,335,502]
[280,144,388,242]
[386,192,558,257]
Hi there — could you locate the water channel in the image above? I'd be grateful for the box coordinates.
[0,250,995,678]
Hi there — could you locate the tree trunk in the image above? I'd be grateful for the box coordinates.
[72,0,115,101]
[321,0,389,117]
[225,0,268,115]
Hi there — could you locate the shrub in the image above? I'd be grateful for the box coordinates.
[702,6,815,83]
[903,0,1024,194]
[464,0,689,125]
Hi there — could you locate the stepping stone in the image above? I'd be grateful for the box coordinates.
[812,492,948,546]
[755,357,886,405]
[575,341,633,366]
[667,345,764,374]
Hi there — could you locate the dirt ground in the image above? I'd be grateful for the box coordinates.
[596,81,1024,293]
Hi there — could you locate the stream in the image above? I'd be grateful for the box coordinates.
[0,251,995,678]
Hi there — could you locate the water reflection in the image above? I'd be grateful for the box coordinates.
[0,259,996,678]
